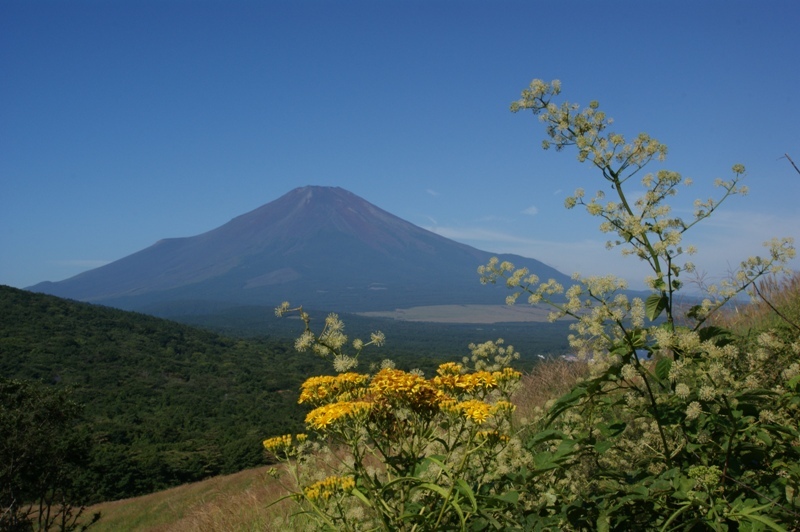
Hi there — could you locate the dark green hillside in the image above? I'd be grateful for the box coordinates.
[0,285,330,502]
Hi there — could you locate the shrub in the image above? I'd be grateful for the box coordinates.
[478,79,800,530]
[265,307,530,530]
[0,378,99,531]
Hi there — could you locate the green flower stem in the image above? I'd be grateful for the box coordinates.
[433,430,477,529]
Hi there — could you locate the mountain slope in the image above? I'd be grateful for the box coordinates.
[29,186,570,312]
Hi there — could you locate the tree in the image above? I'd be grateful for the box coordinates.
[0,378,99,531]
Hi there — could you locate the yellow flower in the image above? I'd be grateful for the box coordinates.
[492,400,516,415]
[305,401,372,431]
[493,367,522,383]
[299,373,369,405]
[262,434,293,454]
[432,370,499,394]
[303,475,356,502]
[369,368,441,410]
[476,430,510,444]
[436,362,463,376]
[456,399,493,424]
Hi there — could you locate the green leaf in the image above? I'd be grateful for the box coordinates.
[731,503,787,531]
[687,304,703,319]
[596,509,610,532]
[655,358,672,382]
[697,325,733,346]
[414,455,445,477]
[625,328,647,349]
[756,430,773,447]
[490,491,520,504]
[547,385,588,423]
[469,517,491,531]
[349,487,371,506]
[418,482,467,526]
[454,479,478,512]
[594,440,613,454]
[597,422,626,438]
[645,293,668,321]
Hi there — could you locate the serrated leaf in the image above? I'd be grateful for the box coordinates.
[645,293,668,321]
[655,357,672,382]
[756,430,773,447]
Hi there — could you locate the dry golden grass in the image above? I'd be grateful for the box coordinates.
[512,357,588,426]
[707,273,800,333]
[83,466,297,532]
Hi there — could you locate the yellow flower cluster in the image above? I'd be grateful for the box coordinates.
[476,429,511,444]
[437,362,463,375]
[262,433,307,454]
[299,372,370,405]
[303,475,356,503]
[451,399,493,424]
[433,371,496,393]
[299,363,521,431]
[432,366,521,394]
[305,401,372,430]
[263,434,292,453]
[442,399,515,425]
[368,368,445,409]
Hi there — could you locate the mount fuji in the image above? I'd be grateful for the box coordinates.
[29,186,571,313]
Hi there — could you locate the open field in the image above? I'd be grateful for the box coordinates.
[357,304,556,323]
[83,466,291,532]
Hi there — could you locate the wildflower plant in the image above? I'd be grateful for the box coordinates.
[478,79,800,529]
[266,304,530,530]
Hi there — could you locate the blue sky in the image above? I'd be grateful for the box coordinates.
[2,0,799,291]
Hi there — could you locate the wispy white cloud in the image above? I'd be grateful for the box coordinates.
[426,189,440,197]
[476,215,512,223]
[425,207,800,291]
[425,225,534,245]
[522,205,539,216]
[428,224,646,285]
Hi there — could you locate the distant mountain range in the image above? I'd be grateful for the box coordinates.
[29,186,571,313]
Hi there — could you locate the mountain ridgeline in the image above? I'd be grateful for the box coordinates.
[29,186,570,314]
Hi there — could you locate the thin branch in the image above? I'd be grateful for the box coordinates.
[753,282,800,333]
[782,153,800,175]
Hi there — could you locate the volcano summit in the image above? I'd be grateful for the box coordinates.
[29,186,570,313]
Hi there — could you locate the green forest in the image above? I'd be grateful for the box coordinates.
[1,285,323,504]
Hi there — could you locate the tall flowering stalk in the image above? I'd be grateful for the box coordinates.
[265,306,530,530]
[479,79,799,529]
